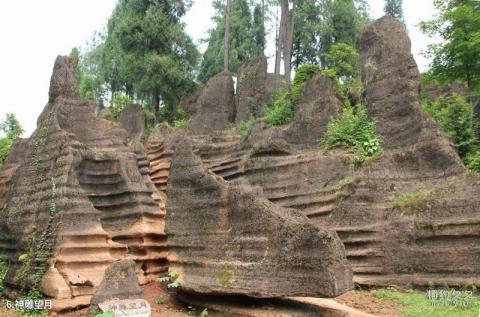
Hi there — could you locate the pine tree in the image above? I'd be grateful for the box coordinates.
[384,0,405,25]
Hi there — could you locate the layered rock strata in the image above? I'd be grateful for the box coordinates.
[165,138,352,298]
[0,56,166,310]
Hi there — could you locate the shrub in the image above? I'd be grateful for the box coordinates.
[264,90,293,126]
[466,151,480,172]
[237,117,255,137]
[173,118,189,129]
[158,271,181,288]
[323,105,382,162]
[0,138,12,166]
[107,92,132,121]
[291,64,321,105]
[393,190,436,214]
[422,94,478,158]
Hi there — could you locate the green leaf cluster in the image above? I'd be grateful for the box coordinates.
[107,92,133,121]
[264,90,293,126]
[293,0,369,68]
[0,113,23,166]
[323,105,382,162]
[291,64,322,105]
[420,0,480,94]
[384,0,405,25]
[422,93,480,171]
[237,117,255,137]
[393,189,436,214]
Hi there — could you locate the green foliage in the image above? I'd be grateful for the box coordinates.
[291,64,321,105]
[198,308,209,317]
[107,93,133,121]
[323,43,359,80]
[393,189,436,214]
[14,178,60,303]
[264,90,293,126]
[422,94,479,167]
[173,118,188,129]
[155,295,165,305]
[198,0,262,82]
[372,288,480,317]
[158,270,181,289]
[420,0,480,93]
[0,113,23,140]
[466,151,480,173]
[384,0,405,25]
[293,0,369,68]
[323,105,382,163]
[237,117,255,137]
[91,0,199,122]
[0,138,13,167]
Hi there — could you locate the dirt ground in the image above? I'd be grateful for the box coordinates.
[336,290,403,317]
[0,286,405,317]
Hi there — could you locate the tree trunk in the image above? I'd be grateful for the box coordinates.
[283,0,295,86]
[224,0,232,72]
[153,92,160,125]
[274,4,282,75]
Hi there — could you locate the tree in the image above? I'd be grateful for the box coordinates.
[224,0,233,71]
[198,0,258,82]
[0,113,23,140]
[292,0,369,68]
[100,0,199,123]
[0,113,23,166]
[384,0,405,25]
[323,42,358,80]
[420,0,480,94]
[252,3,266,57]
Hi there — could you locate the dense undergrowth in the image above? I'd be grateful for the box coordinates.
[421,93,480,173]
[323,105,382,163]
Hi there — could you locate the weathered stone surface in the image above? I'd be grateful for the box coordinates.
[284,74,342,148]
[179,89,201,117]
[358,16,424,150]
[165,138,353,298]
[145,123,184,226]
[0,56,166,309]
[119,104,145,141]
[90,259,144,311]
[235,57,268,122]
[186,71,236,134]
[161,17,480,291]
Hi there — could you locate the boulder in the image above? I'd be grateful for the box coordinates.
[187,71,236,134]
[235,57,268,122]
[358,16,424,150]
[284,74,342,148]
[165,138,353,298]
[90,259,144,311]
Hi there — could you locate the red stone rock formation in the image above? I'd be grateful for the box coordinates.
[0,56,166,311]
